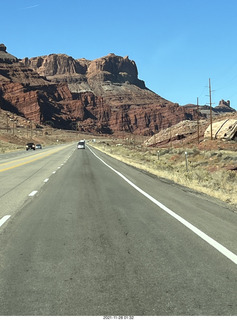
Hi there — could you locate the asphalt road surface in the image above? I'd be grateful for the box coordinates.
[0,143,237,316]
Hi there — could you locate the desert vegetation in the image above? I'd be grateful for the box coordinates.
[92,138,237,209]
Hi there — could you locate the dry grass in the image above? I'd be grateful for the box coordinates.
[91,139,237,209]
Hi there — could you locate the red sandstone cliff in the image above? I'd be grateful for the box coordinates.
[1,45,199,135]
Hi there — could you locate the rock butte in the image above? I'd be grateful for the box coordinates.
[0,44,225,135]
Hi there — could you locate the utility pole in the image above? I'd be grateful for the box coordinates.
[169,125,172,148]
[209,78,213,140]
[197,97,200,144]
[30,120,33,139]
[27,121,30,138]
[6,115,9,132]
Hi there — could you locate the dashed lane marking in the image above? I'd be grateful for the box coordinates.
[29,190,38,197]
[0,215,11,228]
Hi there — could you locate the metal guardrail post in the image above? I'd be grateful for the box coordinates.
[185,151,189,172]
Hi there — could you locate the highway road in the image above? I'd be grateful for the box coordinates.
[0,143,237,316]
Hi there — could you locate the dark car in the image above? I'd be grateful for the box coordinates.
[35,144,42,149]
[26,142,35,150]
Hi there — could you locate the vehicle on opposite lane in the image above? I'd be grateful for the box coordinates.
[26,142,35,151]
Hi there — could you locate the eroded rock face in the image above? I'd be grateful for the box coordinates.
[214,100,236,113]
[86,54,145,89]
[0,44,18,64]
[205,119,237,140]
[21,53,145,90]
[1,46,199,134]
[0,61,87,127]
[23,54,88,77]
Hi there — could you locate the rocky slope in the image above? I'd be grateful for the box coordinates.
[0,44,199,135]
[0,44,18,63]
[144,112,237,148]
[0,61,86,127]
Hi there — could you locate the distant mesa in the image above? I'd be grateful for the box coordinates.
[215,99,236,113]
[184,99,236,117]
[0,44,18,63]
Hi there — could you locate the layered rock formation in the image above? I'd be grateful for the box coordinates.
[0,44,18,64]
[204,118,237,140]
[22,53,145,89]
[144,120,206,147]
[0,58,89,127]
[1,45,199,134]
[215,100,236,113]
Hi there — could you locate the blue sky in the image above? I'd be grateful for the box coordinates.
[1,0,237,109]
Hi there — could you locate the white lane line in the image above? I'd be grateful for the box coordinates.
[29,190,38,197]
[57,167,61,169]
[88,146,237,265]
[44,178,49,183]
[52,171,56,174]
[0,215,11,228]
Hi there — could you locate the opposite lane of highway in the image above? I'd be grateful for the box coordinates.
[0,144,75,219]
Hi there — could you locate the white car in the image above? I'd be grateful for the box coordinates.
[77,140,85,149]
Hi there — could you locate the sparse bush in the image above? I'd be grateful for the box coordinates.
[92,140,237,208]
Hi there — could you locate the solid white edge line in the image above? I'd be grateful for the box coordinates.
[88,145,237,265]
[0,215,11,228]
[29,190,38,197]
